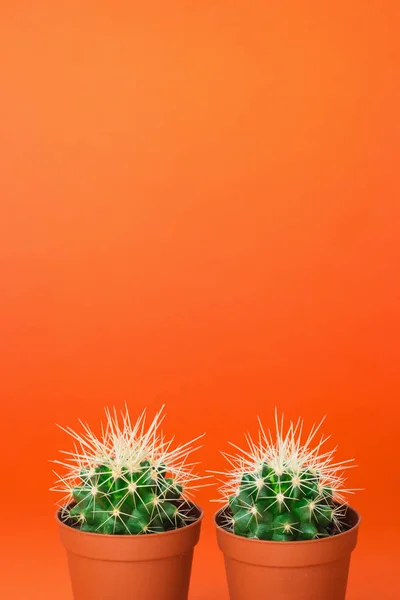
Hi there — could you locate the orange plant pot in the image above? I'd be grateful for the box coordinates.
[215,505,360,600]
[58,503,203,600]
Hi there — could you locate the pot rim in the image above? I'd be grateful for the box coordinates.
[213,503,361,546]
[57,500,204,539]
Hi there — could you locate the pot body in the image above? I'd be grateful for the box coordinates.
[215,505,360,600]
[58,504,203,600]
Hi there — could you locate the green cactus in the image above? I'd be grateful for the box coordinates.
[228,465,341,541]
[65,461,187,534]
[217,413,355,541]
[53,406,205,534]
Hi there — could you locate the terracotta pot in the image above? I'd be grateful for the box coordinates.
[58,502,203,600]
[215,505,361,600]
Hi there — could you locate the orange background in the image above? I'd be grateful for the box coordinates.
[1,1,399,598]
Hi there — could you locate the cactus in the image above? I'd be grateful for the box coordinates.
[215,413,356,541]
[52,406,206,534]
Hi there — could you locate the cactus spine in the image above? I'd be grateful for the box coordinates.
[52,407,205,534]
[215,413,356,541]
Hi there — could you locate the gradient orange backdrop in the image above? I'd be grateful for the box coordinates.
[1,1,399,598]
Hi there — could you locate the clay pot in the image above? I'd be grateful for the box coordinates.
[215,505,360,600]
[58,502,203,600]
